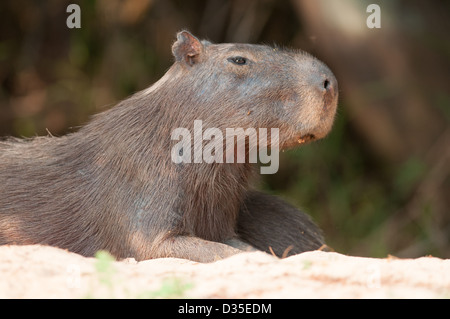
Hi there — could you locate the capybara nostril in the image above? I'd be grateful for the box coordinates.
[308,65,337,99]
[323,75,337,95]
[319,72,338,109]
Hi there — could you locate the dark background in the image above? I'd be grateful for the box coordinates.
[0,0,448,258]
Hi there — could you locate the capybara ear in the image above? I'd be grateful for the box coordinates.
[172,31,204,66]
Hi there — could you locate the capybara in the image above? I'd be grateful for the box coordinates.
[237,191,326,257]
[0,31,338,262]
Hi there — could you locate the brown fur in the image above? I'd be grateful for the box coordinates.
[0,31,338,262]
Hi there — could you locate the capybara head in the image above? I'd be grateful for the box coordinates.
[163,31,338,150]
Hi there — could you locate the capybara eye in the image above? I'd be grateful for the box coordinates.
[228,56,247,65]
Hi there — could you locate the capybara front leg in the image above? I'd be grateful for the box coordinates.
[146,235,245,263]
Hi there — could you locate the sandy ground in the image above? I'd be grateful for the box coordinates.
[0,244,448,299]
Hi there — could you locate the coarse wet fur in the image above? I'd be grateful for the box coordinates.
[0,31,338,262]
